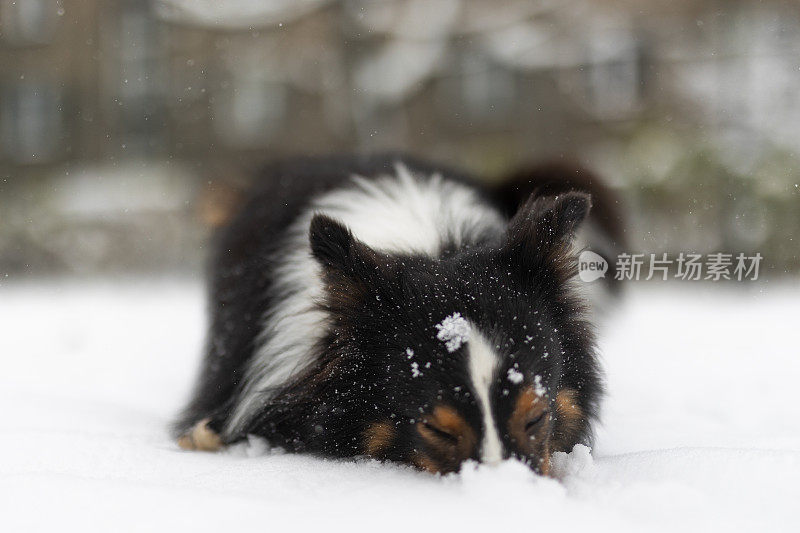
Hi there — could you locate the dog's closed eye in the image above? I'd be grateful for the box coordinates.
[416,405,477,464]
[422,422,459,445]
[525,411,547,433]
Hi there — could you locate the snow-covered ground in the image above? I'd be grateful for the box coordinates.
[1,278,798,532]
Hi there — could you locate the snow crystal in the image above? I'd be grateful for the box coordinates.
[550,443,596,481]
[225,435,271,458]
[507,367,524,384]
[406,347,414,358]
[533,375,547,396]
[410,361,422,378]
[435,312,470,352]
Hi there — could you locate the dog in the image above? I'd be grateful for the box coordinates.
[175,154,623,475]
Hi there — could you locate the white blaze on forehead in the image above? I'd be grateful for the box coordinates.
[467,326,504,464]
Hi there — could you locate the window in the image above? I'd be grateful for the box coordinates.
[212,72,287,148]
[0,82,62,163]
[437,49,516,125]
[115,3,166,153]
[584,27,642,119]
[1,0,60,46]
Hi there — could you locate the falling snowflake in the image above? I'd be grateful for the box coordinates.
[435,312,470,352]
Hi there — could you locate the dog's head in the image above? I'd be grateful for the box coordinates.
[306,192,602,474]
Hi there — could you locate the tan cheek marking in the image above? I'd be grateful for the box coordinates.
[364,421,395,457]
[412,452,442,474]
[556,388,583,421]
[556,389,584,433]
[540,441,552,477]
[177,418,223,452]
[552,388,586,453]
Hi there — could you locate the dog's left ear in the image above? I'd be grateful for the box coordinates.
[310,214,396,317]
[309,214,381,279]
[505,192,592,253]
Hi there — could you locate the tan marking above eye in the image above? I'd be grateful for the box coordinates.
[364,421,395,457]
[507,385,549,459]
[417,405,477,462]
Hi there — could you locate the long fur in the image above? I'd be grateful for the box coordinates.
[175,154,613,474]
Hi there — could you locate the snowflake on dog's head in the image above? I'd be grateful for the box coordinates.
[435,312,471,352]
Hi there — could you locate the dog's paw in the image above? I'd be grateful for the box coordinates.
[177,418,223,452]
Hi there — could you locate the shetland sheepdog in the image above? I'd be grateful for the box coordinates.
[175,154,623,475]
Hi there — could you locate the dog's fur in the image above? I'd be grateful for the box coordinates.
[175,154,619,474]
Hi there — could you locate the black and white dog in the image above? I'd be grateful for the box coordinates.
[175,154,623,475]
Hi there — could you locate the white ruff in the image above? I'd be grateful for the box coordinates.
[224,163,505,436]
[466,327,504,464]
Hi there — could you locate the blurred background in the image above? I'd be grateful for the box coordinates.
[1,0,798,281]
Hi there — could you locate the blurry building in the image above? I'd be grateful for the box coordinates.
[0,0,798,276]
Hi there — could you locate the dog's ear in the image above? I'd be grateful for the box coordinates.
[310,214,395,317]
[505,192,591,254]
[309,214,382,279]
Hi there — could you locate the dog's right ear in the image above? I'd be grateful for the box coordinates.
[309,214,382,280]
[505,192,592,254]
[501,192,591,288]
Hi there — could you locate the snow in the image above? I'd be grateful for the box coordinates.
[506,367,524,384]
[52,161,197,216]
[435,312,471,352]
[533,373,546,396]
[1,279,799,532]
